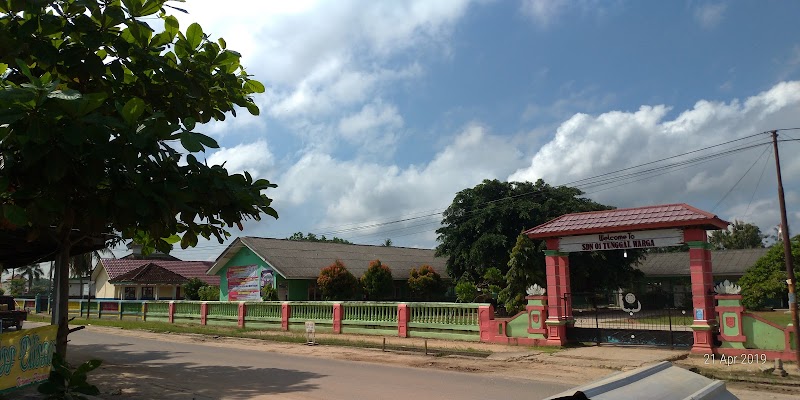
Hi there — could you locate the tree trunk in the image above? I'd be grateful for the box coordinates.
[53,236,72,358]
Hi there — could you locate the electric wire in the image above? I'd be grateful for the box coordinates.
[743,148,773,220]
[711,144,770,212]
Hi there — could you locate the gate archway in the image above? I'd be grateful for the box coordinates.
[524,203,729,353]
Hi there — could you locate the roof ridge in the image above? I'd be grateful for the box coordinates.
[241,236,433,251]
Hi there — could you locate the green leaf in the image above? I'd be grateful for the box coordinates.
[162,234,181,244]
[196,133,219,149]
[214,50,240,67]
[218,37,227,49]
[121,97,146,125]
[2,204,27,226]
[0,63,7,76]
[164,15,179,37]
[186,22,204,49]
[14,59,39,86]
[140,0,166,16]
[244,79,265,94]
[183,117,196,130]
[179,131,203,152]
[245,102,260,116]
[75,359,102,376]
[48,89,82,100]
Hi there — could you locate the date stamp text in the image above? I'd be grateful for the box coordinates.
[704,353,767,365]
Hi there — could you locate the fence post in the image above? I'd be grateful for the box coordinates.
[238,302,246,328]
[118,301,123,320]
[281,302,290,331]
[333,303,342,334]
[397,303,409,338]
[200,302,208,326]
[142,302,148,321]
[478,304,495,342]
[168,301,175,323]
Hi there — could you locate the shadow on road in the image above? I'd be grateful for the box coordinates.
[68,342,325,399]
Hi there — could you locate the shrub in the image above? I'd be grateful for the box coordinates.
[361,260,394,300]
[183,278,208,300]
[455,280,478,302]
[317,260,360,300]
[197,286,220,301]
[740,236,800,310]
[261,285,279,301]
[408,265,445,300]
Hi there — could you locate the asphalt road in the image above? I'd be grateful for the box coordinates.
[66,327,573,400]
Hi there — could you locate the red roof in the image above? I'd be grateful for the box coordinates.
[109,263,189,284]
[524,203,729,239]
[100,259,218,286]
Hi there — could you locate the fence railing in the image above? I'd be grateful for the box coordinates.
[39,299,490,343]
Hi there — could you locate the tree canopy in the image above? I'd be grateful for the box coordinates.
[287,232,353,244]
[739,235,799,310]
[1,0,277,356]
[436,179,642,301]
[408,265,445,300]
[360,259,393,300]
[709,220,765,250]
[317,260,359,300]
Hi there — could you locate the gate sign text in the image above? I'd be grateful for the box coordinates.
[558,228,683,252]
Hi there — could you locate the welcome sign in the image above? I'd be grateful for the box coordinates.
[558,228,684,252]
[0,325,57,393]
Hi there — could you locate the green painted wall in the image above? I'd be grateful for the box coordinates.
[288,280,311,301]
[505,312,530,338]
[742,315,787,351]
[217,246,274,301]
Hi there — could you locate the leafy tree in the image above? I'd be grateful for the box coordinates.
[183,278,208,301]
[287,232,353,244]
[1,0,277,356]
[261,285,278,301]
[19,263,44,293]
[317,260,359,300]
[739,236,799,310]
[0,287,4,295]
[197,285,220,301]
[709,220,765,250]
[499,234,544,313]
[361,259,393,300]
[8,278,26,296]
[436,179,642,296]
[408,265,445,300]
[381,238,393,247]
[455,280,478,303]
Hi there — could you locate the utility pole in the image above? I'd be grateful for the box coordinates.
[771,130,799,367]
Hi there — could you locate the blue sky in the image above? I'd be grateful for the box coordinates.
[118,0,800,260]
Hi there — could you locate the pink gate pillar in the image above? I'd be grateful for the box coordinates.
[685,228,717,354]
[544,238,572,346]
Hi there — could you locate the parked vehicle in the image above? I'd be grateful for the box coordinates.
[0,295,28,331]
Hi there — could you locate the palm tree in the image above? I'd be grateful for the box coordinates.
[71,247,115,299]
[18,263,44,293]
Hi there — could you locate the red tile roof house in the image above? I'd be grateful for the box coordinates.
[92,259,217,300]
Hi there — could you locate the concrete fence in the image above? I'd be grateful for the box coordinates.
[58,299,486,341]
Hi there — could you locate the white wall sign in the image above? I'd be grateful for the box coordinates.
[559,228,683,252]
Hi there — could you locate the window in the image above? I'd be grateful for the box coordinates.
[124,287,136,300]
[141,287,154,300]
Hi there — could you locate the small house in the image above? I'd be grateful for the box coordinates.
[93,259,217,300]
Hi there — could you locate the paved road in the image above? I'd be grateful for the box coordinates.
[66,327,572,399]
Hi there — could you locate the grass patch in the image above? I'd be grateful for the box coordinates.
[751,311,792,327]
[28,313,492,358]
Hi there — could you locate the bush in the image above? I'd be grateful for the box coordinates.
[740,236,800,310]
[408,265,445,300]
[197,286,220,301]
[183,278,208,300]
[455,280,478,302]
[261,285,279,301]
[361,260,394,300]
[317,260,360,300]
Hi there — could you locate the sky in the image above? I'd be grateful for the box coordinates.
[114,0,800,261]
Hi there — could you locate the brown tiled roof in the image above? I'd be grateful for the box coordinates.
[109,263,189,284]
[525,203,729,238]
[98,259,218,286]
[208,237,448,280]
[636,248,768,277]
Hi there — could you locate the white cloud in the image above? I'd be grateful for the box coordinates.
[510,81,800,234]
[206,141,275,178]
[693,3,726,29]
[277,124,524,243]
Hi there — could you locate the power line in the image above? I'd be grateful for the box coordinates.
[711,144,770,212]
[743,148,773,220]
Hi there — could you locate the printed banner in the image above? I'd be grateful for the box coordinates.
[227,265,261,301]
[260,268,275,290]
[558,228,684,252]
[0,325,57,393]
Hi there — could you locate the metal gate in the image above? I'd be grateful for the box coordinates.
[565,290,694,348]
